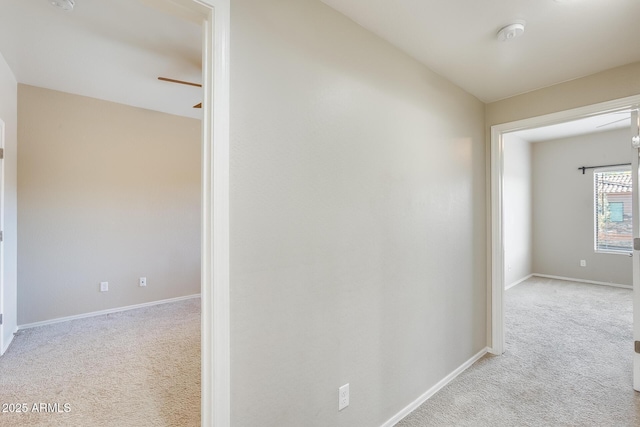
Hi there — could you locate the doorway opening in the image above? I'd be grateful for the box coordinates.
[0,0,229,425]
[490,94,640,356]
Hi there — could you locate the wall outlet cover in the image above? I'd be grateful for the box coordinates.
[338,383,349,411]
[100,281,108,292]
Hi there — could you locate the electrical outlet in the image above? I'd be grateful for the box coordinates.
[580,260,586,267]
[338,383,349,411]
[139,277,147,287]
[100,281,108,292]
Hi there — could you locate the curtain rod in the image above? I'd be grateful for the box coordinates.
[578,163,631,174]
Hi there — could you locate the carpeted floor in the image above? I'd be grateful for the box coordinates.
[3,279,638,426]
[397,277,640,426]
[0,298,200,427]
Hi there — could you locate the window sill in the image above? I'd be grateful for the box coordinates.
[595,250,632,256]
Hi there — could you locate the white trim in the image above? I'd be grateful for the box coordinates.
[1,330,13,355]
[0,116,11,357]
[198,1,230,426]
[490,125,505,355]
[594,250,633,256]
[0,118,4,356]
[17,294,201,330]
[532,273,632,290]
[505,274,533,290]
[630,110,640,391]
[380,347,489,427]
[490,94,640,357]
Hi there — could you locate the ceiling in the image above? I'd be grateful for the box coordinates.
[0,0,639,126]
[0,0,202,119]
[511,110,632,143]
[319,0,640,103]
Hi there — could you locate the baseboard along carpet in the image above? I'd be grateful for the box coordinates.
[397,276,639,426]
[0,298,200,426]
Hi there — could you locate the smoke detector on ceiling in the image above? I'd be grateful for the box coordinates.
[50,0,75,11]
[497,22,526,42]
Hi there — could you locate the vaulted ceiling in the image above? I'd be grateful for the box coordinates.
[1,0,639,124]
[319,0,640,103]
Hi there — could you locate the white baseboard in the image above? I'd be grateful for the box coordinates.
[532,274,631,290]
[505,274,533,290]
[381,347,489,427]
[18,294,201,330]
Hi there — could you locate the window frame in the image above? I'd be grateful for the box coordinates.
[593,165,633,255]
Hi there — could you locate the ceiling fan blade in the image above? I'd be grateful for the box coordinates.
[193,103,202,109]
[158,77,202,88]
[596,117,630,129]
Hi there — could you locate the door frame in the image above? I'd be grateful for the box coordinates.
[196,1,230,425]
[632,109,640,390]
[489,94,640,355]
[200,1,230,425]
[0,119,4,356]
[157,0,230,425]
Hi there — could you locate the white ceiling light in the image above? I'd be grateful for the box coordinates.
[497,22,525,42]
[50,0,75,11]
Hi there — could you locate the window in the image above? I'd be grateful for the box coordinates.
[594,169,632,253]
[609,202,624,222]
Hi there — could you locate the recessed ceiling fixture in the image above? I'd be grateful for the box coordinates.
[50,0,75,11]
[497,22,526,42]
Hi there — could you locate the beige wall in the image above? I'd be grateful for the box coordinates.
[532,128,632,286]
[17,85,201,325]
[0,52,17,350]
[503,134,532,287]
[230,0,486,425]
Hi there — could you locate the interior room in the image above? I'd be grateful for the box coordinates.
[503,112,633,290]
[0,0,640,426]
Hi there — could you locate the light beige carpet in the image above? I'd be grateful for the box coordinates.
[0,298,200,427]
[397,277,640,426]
